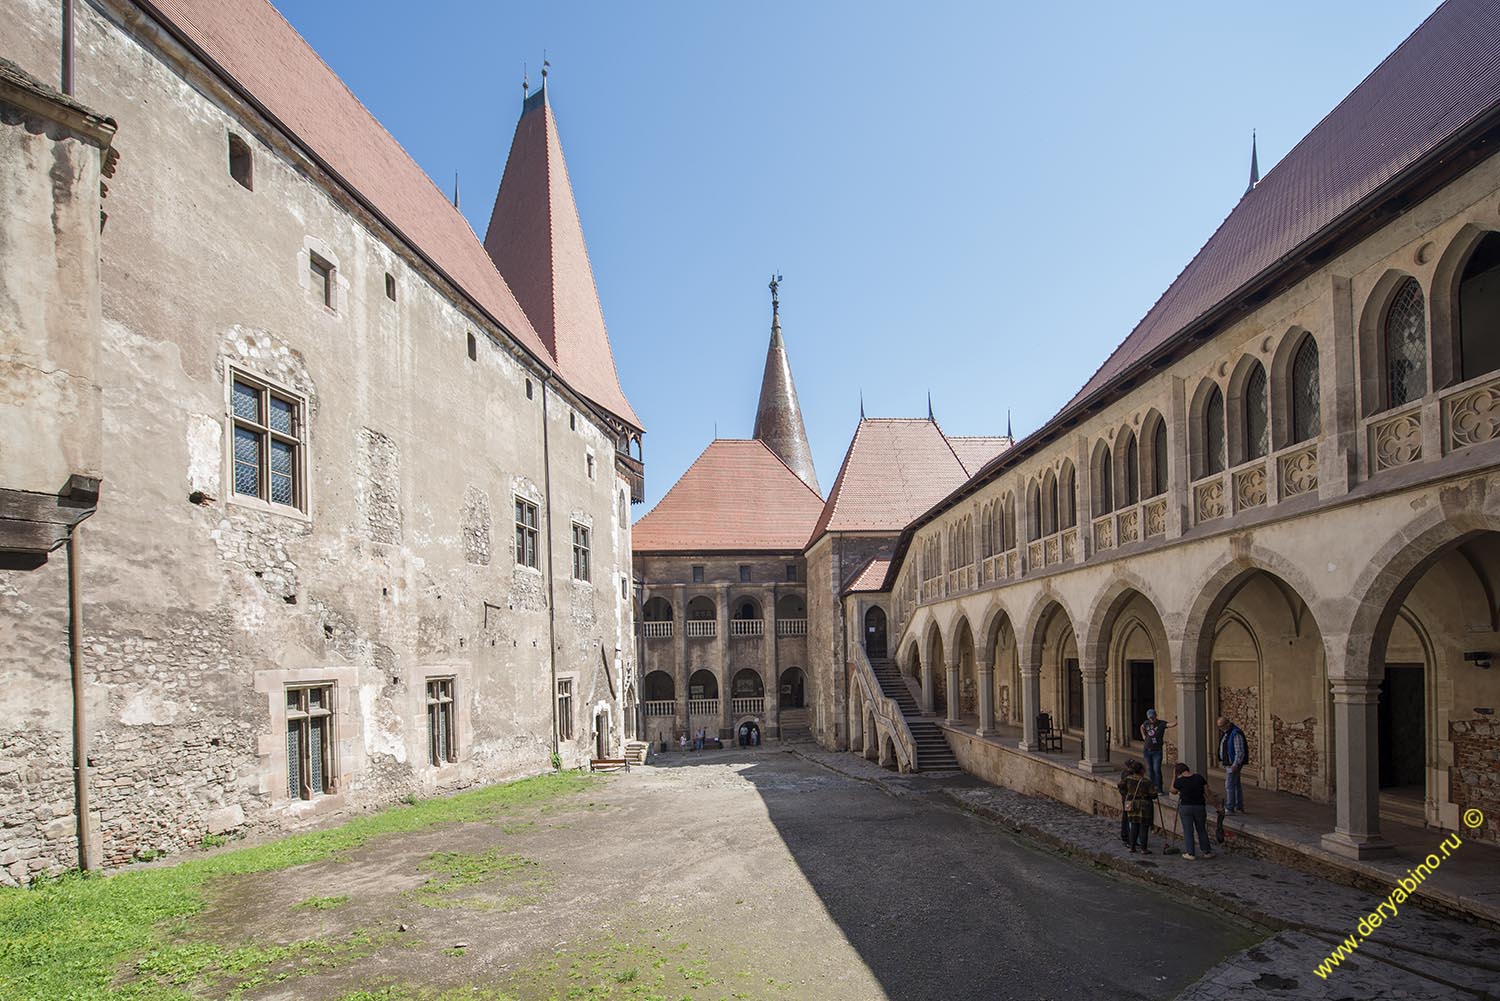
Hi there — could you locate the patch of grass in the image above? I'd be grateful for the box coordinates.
[410,848,544,911]
[0,771,594,1001]
[294,894,349,911]
[197,835,229,850]
[134,927,396,998]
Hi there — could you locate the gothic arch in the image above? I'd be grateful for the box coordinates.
[1189,376,1227,478]
[1357,268,1429,418]
[1269,327,1323,448]
[1080,574,1174,667]
[1431,222,1500,390]
[1140,408,1170,499]
[1180,548,1330,673]
[1226,353,1271,466]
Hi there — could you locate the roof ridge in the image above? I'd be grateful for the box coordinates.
[631,438,718,526]
[746,437,826,503]
[805,417,865,546]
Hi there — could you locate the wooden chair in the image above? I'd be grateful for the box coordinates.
[1037,712,1063,752]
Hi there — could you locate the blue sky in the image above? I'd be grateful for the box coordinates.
[274,0,1441,511]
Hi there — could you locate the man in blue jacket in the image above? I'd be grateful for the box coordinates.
[1217,716,1247,813]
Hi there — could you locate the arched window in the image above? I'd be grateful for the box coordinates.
[1042,473,1058,535]
[1027,482,1042,541]
[1204,386,1226,475]
[1060,464,1077,528]
[1459,233,1500,382]
[1291,337,1321,443]
[1094,445,1114,516]
[1122,432,1140,505]
[1245,363,1269,460]
[1385,278,1427,408]
[1150,419,1168,497]
[1003,493,1016,550]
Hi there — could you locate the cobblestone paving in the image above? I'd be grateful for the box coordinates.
[791,747,1500,1000]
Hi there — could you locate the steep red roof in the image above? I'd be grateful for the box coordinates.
[947,435,1012,476]
[483,87,640,429]
[807,419,972,545]
[142,0,639,429]
[844,558,891,595]
[632,440,826,553]
[1058,0,1500,419]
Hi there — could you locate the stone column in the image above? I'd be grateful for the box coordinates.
[716,583,731,738]
[1173,668,1210,775]
[1321,679,1394,858]
[945,651,961,726]
[921,656,936,716]
[976,647,996,737]
[672,585,688,744]
[1018,651,1041,752]
[1079,663,1112,773]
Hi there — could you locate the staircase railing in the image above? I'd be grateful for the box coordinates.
[852,643,917,772]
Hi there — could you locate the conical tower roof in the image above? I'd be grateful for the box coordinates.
[483,83,640,429]
[752,283,819,495]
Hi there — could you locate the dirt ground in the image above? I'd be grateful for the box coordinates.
[165,749,1261,1001]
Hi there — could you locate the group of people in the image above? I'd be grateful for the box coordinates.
[1118,710,1250,861]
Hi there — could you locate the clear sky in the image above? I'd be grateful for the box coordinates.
[274,0,1441,512]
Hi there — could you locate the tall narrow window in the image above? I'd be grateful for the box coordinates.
[514,498,539,568]
[1004,494,1016,548]
[1123,433,1140,505]
[1205,386,1226,475]
[739,565,751,582]
[786,563,797,582]
[1150,421,1169,497]
[1458,233,1500,382]
[228,133,253,190]
[309,252,334,309]
[1245,363,1269,460]
[571,524,591,581]
[286,684,335,799]
[466,332,477,361]
[231,373,305,510]
[426,678,456,766]
[1385,278,1427,408]
[1291,338,1321,443]
[1042,476,1058,535]
[692,565,705,584]
[1027,483,1042,541]
[557,679,574,741]
[385,273,397,301]
[1060,466,1077,528]
[1095,446,1114,516]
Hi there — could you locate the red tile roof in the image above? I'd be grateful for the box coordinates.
[807,419,973,545]
[632,440,826,553]
[144,0,640,430]
[947,435,1012,477]
[844,558,891,594]
[1058,0,1500,420]
[483,89,640,428]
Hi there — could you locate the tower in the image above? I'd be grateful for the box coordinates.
[752,276,820,495]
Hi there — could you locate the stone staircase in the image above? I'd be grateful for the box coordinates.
[869,657,959,771]
[778,708,812,742]
[623,740,650,766]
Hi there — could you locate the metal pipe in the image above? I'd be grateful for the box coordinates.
[541,376,560,759]
[61,0,74,95]
[67,526,93,871]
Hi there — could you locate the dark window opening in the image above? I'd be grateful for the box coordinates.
[309,252,334,309]
[739,565,751,583]
[1385,278,1427,408]
[1459,233,1500,382]
[1204,386,1226,475]
[1291,338,1321,443]
[385,272,396,301]
[466,332,477,361]
[1245,363,1269,460]
[426,678,456,766]
[515,497,539,568]
[228,133,253,190]
[692,565,704,584]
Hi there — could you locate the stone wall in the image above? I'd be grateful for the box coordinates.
[1450,718,1499,842]
[1216,685,1261,769]
[1271,715,1317,799]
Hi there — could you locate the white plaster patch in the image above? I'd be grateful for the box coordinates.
[360,684,407,763]
[186,413,222,495]
[120,689,181,726]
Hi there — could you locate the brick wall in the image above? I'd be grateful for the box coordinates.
[1217,685,1261,766]
[1272,714,1317,799]
[1450,718,1500,843]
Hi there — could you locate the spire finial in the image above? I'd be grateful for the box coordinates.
[453,171,460,210]
[1007,408,1013,440]
[522,61,529,99]
[769,273,781,319]
[1246,129,1260,195]
[860,391,866,420]
[541,50,550,94]
[927,392,934,422]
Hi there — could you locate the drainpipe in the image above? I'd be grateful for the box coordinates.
[541,376,560,760]
[67,525,94,871]
[61,0,74,95]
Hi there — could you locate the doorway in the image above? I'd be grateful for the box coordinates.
[1127,660,1155,742]
[865,607,888,660]
[1378,663,1425,790]
[595,711,609,760]
[780,667,807,709]
[1065,657,1083,729]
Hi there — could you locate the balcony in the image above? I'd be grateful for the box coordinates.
[979,550,1018,585]
[776,618,807,637]
[641,621,672,639]
[729,619,763,638]
[730,697,764,716]
[686,698,719,716]
[1026,527,1077,572]
[643,700,676,717]
[615,450,645,504]
[685,620,716,639]
[1091,496,1168,553]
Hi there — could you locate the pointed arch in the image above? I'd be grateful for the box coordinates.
[1058,459,1078,528]
[1041,469,1059,536]
[1226,355,1269,466]
[1432,223,1500,389]
[1142,409,1169,498]
[1271,328,1322,448]
[1091,439,1114,516]
[1359,269,1428,416]
[1190,378,1226,478]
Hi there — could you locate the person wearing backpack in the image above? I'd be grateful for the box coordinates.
[1217,716,1248,813]
[1117,759,1157,854]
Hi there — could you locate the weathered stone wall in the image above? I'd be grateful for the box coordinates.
[0,0,634,882]
[1216,685,1261,768]
[1272,715,1317,800]
[1450,718,1499,843]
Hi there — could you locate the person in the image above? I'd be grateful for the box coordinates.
[1117,759,1157,854]
[678,732,688,751]
[1171,761,1218,860]
[694,727,705,751]
[1139,709,1176,793]
[1217,716,1247,813]
[751,727,759,746]
[1117,758,1137,845]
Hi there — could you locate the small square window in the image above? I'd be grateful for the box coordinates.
[739,565,751,583]
[786,564,797,582]
[309,253,334,309]
[466,332,477,361]
[692,565,704,584]
[426,677,456,766]
[229,371,306,512]
[515,497,540,568]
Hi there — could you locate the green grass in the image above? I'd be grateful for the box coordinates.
[294,894,349,911]
[0,771,594,1001]
[409,848,544,911]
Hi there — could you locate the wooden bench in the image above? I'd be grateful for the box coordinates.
[589,758,630,772]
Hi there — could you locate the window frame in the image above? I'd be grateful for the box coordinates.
[1383,276,1428,410]
[285,683,336,800]
[226,368,310,517]
[514,497,540,569]
[426,677,457,767]
[571,522,591,582]
[227,132,253,191]
[308,251,335,310]
[557,678,575,742]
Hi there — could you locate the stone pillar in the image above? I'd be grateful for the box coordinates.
[1079,665,1112,773]
[921,656,936,716]
[1321,679,1394,858]
[672,585,688,744]
[976,648,996,737]
[716,583,731,738]
[1173,669,1210,775]
[945,647,961,726]
[1018,653,1041,752]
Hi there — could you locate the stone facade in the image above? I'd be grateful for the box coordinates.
[1272,714,1318,800]
[0,0,637,883]
[1450,718,1500,843]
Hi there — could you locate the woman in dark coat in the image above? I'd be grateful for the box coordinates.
[1118,759,1157,854]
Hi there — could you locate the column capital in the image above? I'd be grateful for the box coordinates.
[1079,667,1108,684]
[1171,670,1209,689]
[1328,678,1383,700]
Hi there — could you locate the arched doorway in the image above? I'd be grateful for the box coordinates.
[737,720,761,746]
[865,606,888,659]
[779,667,806,709]
[594,709,610,760]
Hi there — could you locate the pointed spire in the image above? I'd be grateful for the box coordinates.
[1246,129,1260,195]
[927,392,934,422]
[859,390,865,420]
[1007,408,1013,440]
[752,275,820,494]
[452,171,460,209]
